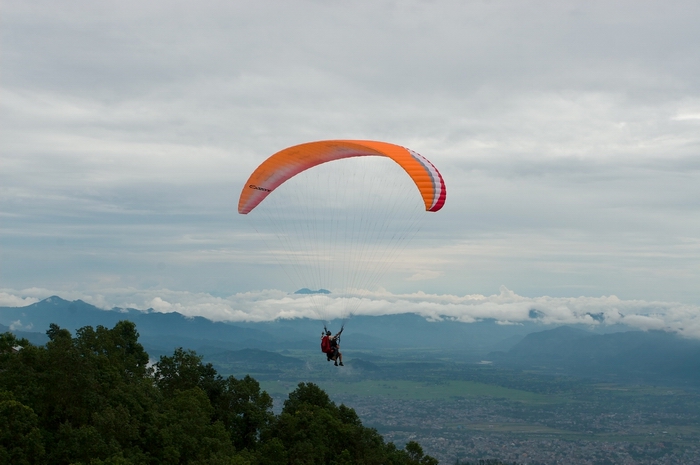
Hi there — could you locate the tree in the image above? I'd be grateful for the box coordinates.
[282,382,333,413]
[0,391,45,465]
[74,321,150,380]
[150,387,235,464]
[1,323,158,464]
[266,382,438,465]
[214,375,274,451]
[154,348,219,397]
[1,324,439,465]
[154,348,275,452]
[405,441,439,465]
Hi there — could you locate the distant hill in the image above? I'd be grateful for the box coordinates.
[1,296,537,357]
[0,323,48,346]
[294,288,331,294]
[488,326,700,386]
[0,296,277,356]
[230,312,535,354]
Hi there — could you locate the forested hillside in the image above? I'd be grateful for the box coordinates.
[0,321,437,465]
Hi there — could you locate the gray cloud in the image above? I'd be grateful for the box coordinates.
[1,1,699,327]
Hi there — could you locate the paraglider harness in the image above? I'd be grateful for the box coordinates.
[321,325,343,359]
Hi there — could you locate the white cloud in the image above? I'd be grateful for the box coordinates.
[406,270,443,281]
[149,297,173,312]
[3,286,700,339]
[0,293,39,308]
[9,320,33,331]
[672,113,700,121]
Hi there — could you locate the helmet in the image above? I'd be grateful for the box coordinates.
[326,331,332,336]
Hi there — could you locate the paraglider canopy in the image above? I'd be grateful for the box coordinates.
[238,140,446,215]
[237,140,446,325]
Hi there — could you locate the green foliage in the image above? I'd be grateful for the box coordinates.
[265,382,433,465]
[155,348,218,397]
[215,375,274,451]
[154,348,274,451]
[153,387,235,464]
[282,382,333,413]
[405,441,439,465]
[0,391,45,465]
[0,323,441,465]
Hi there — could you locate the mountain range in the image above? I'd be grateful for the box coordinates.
[488,325,700,386]
[3,296,699,387]
[0,296,535,357]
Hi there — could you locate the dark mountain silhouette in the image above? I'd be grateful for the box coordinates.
[489,326,700,386]
[294,288,331,294]
[0,296,276,356]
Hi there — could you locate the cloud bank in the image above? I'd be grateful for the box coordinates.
[4,286,700,339]
[2,1,700,322]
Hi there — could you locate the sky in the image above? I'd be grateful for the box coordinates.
[2,1,700,336]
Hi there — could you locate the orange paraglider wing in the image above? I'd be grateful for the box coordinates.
[238,140,446,214]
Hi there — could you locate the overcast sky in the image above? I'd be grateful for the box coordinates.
[2,1,700,336]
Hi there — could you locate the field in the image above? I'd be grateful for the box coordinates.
[261,379,557,404]
[237,350,700,460]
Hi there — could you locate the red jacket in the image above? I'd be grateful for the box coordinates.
[321,335,331,353]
